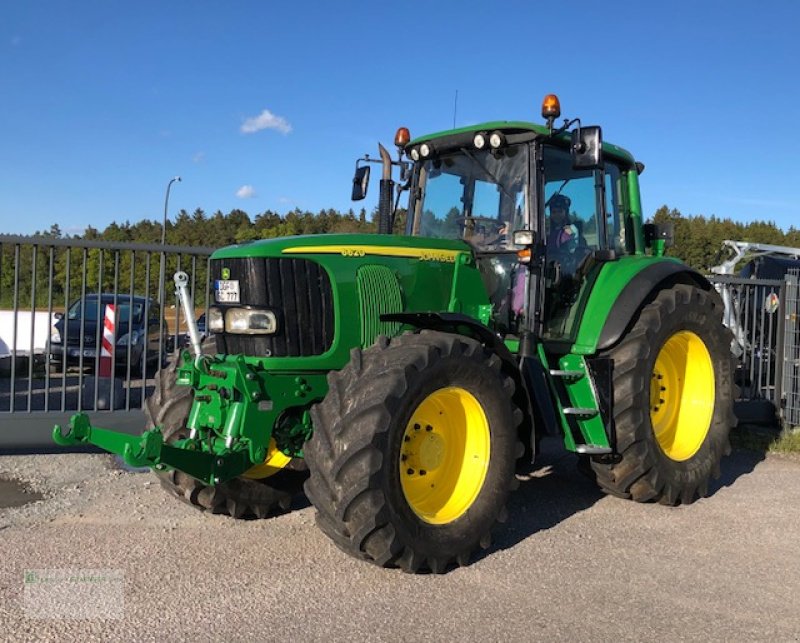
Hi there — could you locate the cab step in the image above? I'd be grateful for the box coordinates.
[549,369,585,379]
[562,407,599,417]
[574,444,613,455]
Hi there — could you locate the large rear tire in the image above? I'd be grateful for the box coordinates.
[304,331,523,573]
[145,341,306,519]
[591,284,735,505]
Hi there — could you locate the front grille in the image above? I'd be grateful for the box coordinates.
[211,257,334,357]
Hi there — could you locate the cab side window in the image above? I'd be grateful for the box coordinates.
[604,162,625,253]
[542,146,601,277]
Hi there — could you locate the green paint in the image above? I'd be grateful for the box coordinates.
[571,255,682,355]
[356,264,403,346]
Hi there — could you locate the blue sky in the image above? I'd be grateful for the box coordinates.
[1,1,798,236]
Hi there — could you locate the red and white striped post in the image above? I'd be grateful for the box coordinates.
[99,304,116,378]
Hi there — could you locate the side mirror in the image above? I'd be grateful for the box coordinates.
[571,126,603,170]
[54,311,64,320]
[351,165,370,201]
[643,222,675,251]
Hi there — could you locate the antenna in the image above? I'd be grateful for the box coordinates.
[452,89,458,129]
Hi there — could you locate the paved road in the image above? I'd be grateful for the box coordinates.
[1,439,798,641]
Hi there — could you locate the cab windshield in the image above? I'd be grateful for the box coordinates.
[408,144,529,251]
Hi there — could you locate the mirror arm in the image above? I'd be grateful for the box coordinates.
[550,117,582,138]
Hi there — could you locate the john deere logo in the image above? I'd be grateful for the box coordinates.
[221,268,230,280]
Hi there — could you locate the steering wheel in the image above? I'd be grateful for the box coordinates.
[548,224,590,271]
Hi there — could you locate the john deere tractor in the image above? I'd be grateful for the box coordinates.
[54,95,735,573]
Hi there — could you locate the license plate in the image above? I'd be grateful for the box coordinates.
[215,279,240,303]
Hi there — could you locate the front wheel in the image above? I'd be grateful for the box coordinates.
[146,339,306,518]
[591,284,736,505]
[304,331,523,573]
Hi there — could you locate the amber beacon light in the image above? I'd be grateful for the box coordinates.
[541,94,561,126]
[394,127,411,148]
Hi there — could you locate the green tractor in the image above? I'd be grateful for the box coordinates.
[54,95,735,573]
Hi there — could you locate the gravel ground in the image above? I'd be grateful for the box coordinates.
[1,439,799,642]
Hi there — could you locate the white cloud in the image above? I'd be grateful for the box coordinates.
[236,184,257,199]
[192,151,205,163]
[278,196,291,204]
[241,109,292,135]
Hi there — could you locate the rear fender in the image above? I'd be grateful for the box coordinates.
[594,261,713,352]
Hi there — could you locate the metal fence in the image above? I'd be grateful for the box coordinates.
[709,271,800,430]
[711,274,787,408]
[0,235,214,447]
[782,269,800,428]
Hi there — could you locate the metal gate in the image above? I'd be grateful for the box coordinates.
[0,234,214,448]
[710,271,800,429]
[781,269,800,428]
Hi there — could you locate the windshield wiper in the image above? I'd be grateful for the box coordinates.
[459,147,514,201]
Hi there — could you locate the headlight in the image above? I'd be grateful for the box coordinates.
[116,330,142,346]
[208,308,224,332]
[50,326,61,343]
[420,142,433,158]
[473,132,487,149]
[224,308,278,334]
[410,147,420,161]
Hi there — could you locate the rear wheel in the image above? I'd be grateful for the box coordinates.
[146,341,306,518]
[304,331,523,573]
[591,284,735,505]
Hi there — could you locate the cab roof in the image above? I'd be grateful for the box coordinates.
[408,120,636,167]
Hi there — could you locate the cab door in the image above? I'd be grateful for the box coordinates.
[538,144,624,344]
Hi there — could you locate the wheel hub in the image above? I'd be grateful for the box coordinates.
[399,387,490,525]
[650,330,715,461]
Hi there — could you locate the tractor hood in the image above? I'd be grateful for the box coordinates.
[211,233,472,261]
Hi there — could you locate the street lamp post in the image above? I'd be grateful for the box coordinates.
[159,176,181,306]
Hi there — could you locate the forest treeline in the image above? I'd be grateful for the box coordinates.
[1,204,798,309]
[652,206,800,270]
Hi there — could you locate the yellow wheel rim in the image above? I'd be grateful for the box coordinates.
[650,331,715,461]
[399,386,490,525]
[242,439,292,479]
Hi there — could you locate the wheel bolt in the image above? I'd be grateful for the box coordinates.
[414,423,420,431]
[425,425,433,432]
[407,468,415,475]
[659,398,665,404]
[401,454,407,461]
[419,470,427,476]
[404,436,410,442]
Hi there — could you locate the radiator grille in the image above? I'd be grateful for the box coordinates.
[356,264,403,346]
[211,257,334,357]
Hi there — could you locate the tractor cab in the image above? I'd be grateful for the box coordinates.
[391,95,638,343]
